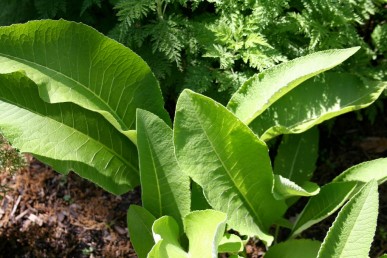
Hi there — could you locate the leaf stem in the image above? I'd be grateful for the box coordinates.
[274,225,280,244]
[157,0,164,20]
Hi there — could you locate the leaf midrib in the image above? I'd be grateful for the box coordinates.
[192,103,264,229]
[335,186,374,257]
[142,127,163,217]
[0,99,138,173]
[0,52,131,131]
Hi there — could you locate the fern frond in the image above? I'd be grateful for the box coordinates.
[0,0,35,25]
[372,24,387,54]
[183,61,214,93]
[146,17,185,69]
[34,0,67,18]
[80,0,101,15]
[204,44,236,69]
[115,0,156,25]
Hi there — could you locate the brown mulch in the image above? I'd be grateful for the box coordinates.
[0,155,141,258]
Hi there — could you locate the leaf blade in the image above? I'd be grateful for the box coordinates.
[0,19,170,138]
[265,239,321,258]
[273,127,319,184]
[174,89,286,245]
[250,73,387,141]
[136,109,190,227]
[184,210,227,258]
[227,48,359,125]
[317,180,379,258]
[333,158,387,185]
[0,72,138,194]
[127,205,156,258]
[291,181,358,237]
[273,175,320,200]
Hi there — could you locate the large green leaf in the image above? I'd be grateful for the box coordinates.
[0,72,138,194]
[0,19,170,141]
[333,158,387,184]
[127,205,156,258]
[136,109,190,227]
[317,180,379,258]
[250,73,387,141]
[264,239,321,258]
[291,181,358,237]
[174,89,286,246]
[227,48,359,125]
[274,127,319,184]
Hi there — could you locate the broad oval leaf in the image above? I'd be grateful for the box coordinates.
[0,72,138,194]
[184,210,227,258]
[0,19,170,140]
[333,158,387,184]
[136,109,190,227]
[127,205,156,258]
[273,175,320,200]
[317,180,379,258]
[227,48,359,125]
[264,239,321,258]
[291,181,358,237]
[174,89,286,246]
[250,73,387,141]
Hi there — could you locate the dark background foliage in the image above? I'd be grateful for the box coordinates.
[1,0,386,109]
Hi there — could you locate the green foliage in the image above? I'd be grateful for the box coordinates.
[249,72,386,141]
[227,47,359,125]
[147,210,227,258]
[127,205,156,258]
[112,0,387,105]
[0,20,170,194]
[274,127,319,185]
[291,181,358,237]
[264,239,321,258]
[0,0,115,34]
[0,20,386,257]
[174,89,287,245]
[136,109,190,227]
[317,181,379,258]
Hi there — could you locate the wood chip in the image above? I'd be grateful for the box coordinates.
[15,209,30,221]
[28,213,43,226]
[10,195,22,218]
[114,225,127,235]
